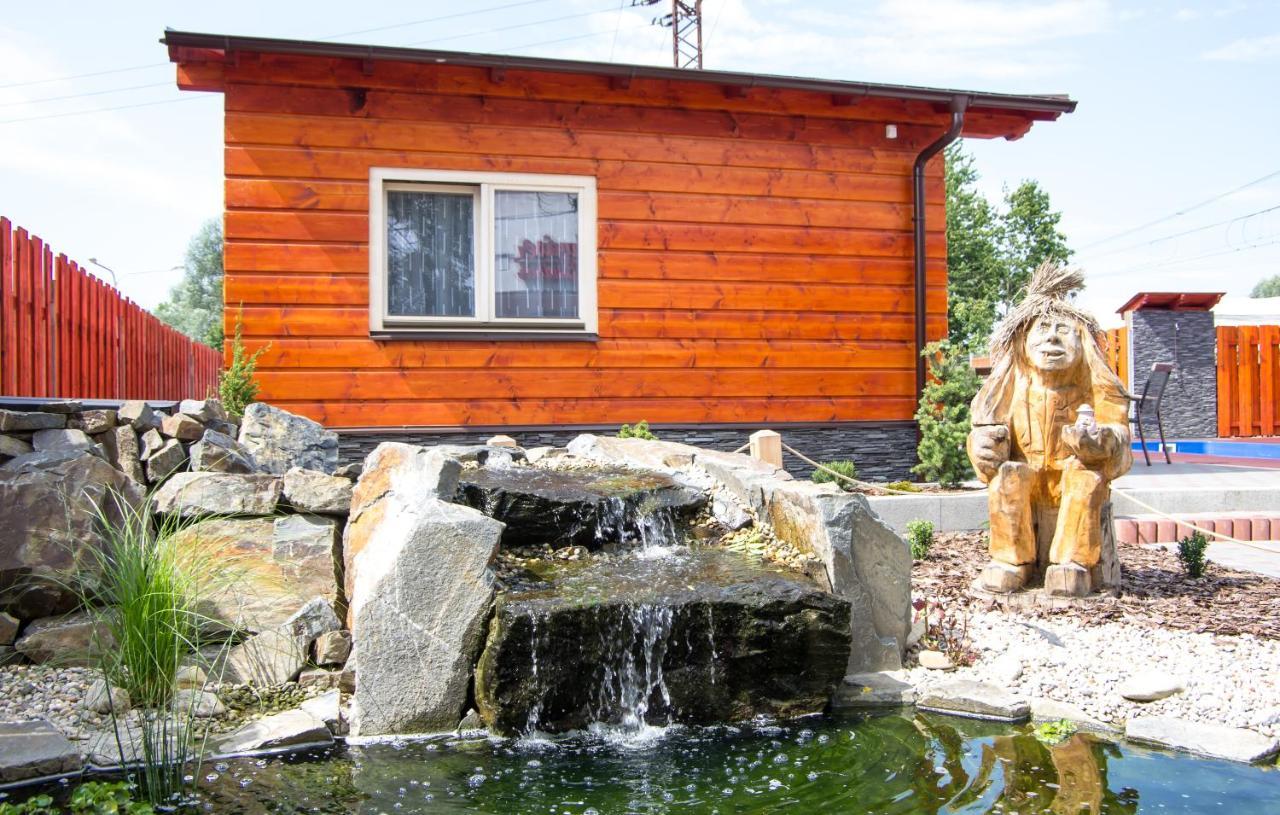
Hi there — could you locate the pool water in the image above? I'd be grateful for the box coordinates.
[181,712,1280,814]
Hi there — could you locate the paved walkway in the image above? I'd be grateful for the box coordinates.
[1148,541,1280,579]
[1115,461,1280,490]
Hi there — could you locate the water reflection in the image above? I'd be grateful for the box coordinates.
[178,712,1276,814]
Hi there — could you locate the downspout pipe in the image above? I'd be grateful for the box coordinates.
[912,95,968,403]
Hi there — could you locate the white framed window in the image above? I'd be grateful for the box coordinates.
[369,168,598,336]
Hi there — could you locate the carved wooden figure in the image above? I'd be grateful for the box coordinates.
[966,265,1132,597]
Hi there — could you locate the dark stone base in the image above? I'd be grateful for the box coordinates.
[337,421,918,481]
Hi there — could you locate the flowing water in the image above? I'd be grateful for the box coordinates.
[138,712,1280,813]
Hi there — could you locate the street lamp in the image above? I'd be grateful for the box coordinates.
[88,258,118,288]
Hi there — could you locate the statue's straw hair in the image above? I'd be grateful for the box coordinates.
[988,262,1100,358]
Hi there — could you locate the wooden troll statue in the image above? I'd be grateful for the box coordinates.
[966,263,1132,597]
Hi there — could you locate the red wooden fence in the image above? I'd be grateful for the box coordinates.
[0,217,221,400]
[1216,325,1280,438]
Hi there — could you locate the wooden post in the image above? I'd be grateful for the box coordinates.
[748,429,782,468]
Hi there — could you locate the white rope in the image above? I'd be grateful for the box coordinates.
[780,442,925,496]
[1114,487,1280,555]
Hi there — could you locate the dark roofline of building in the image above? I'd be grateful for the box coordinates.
[161,29,1077,118]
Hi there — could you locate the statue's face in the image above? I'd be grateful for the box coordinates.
[1024,315,1082,372]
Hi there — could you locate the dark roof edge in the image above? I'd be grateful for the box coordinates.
[161,29,1077,116]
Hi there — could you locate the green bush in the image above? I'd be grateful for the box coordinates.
[218,307,268,417]
[906,519,935,561]
[0,782,153,815]
[913,341,981,488]
[811,460,858,490]
[618,421,658,440]
[1177,531,1209,578]
[885,480,921,492]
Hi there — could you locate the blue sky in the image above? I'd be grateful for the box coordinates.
[1,1,1277,325]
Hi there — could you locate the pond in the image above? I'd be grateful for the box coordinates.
[176,711,1278,814]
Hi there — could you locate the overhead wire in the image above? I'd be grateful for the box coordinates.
[0,62,167,90]
[0,94,210,126]
[0,81,172,108]
[1078,203,1280,261]
[318,0,558,40]
[404,5,622,48]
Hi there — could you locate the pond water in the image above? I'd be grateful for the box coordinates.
[178,712,1278,814]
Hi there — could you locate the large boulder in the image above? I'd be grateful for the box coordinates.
[152,472,281,517]
[189,430,256,474]
[99,425,145,484]
[342,443,462,603]
[765,481,911,672]
[170,515,341,632]
[0,410,65,432]
[0,720,81,783]
[237,403,339,475]
[282,467,352,515]
[144,438,188,483]
[13,610,113,666]
[455,464,706,550]
[0,450,143,618]
[347,498,503,736]
[474,549,851,736]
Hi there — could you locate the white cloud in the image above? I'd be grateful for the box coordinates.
[1203,33,1280,62]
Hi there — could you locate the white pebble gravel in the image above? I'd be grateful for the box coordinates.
[899,610,1280,738]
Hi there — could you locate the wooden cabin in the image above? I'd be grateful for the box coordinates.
[165,31,1074,477]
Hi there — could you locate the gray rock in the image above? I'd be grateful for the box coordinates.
[283,467,353,514]
[69,410,117,435]
[347,499,503,736]
[918,680,1031,722]
[988,654,1023,684]
[139,427,165,459]
[0,719,81,783]
[282,597,341,643]
[179,399,227,423]
[172,516,340,632]
[1119,670,1185,702]
[117,400,160,432]
[1031,698,1116,733]
[217,709,333,754]
[32,400,81,414]
[918,649,955,671]
[84,725,182,768]
[207,418,239,438]
[298,668,342,690]
[161,413,205,441]
[300,689,344,735]
[1126,716,1280,763]
[565,433,699,472]
[334,462,362,480]
[0,611,17,645]
[457,708,485,734]
[172,688,225,718]
[0,434,33,461]
[0,409,65,432]
[224,628,306,686]
[0,451,143,618]
[189,429,256,474]
[238,403,339,475]
[314,630,351,666]
[100,425,145,483]
[145,438,188,484]
[765,481,911,672]
[32,428,94,452]
[693,446,792,513]
[831,672,917,709]
[0,646,19,666]
[175,664,208,690]
[13,611,113,666]
[711,493,753,530]
[153,472,281,517]
[83,678,130,714]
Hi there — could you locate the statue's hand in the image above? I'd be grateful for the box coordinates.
[968,424,1010,480]
[1062,424,1118,466]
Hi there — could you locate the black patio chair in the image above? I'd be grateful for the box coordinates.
[1130,362,1174,466]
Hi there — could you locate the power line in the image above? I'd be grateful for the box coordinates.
[1092,234,1280,277]
[507,20,656,54]
[1079,168,1280,250]
[320,0,558,40]
[405,5,621,48]
[1079,203,1280,260]
[0,81,171,108]
[0,94,210,126]
[705,0,728,52]
[0,62,167,91]
[609,0,627,61]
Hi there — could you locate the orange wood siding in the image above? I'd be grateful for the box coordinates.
[219,54,949,428]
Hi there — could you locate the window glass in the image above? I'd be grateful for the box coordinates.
[493,190,579,319]
[385,190,475,317]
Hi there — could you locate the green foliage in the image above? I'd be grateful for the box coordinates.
[218,308,267,418]
[0,782,153,815]
[155,218,224,351]
[945,143,1073,351]
[905,519,934,561]
[884,480,921,492]
[1032,719,1078,746]
[913,341,981,487]
[618,421,657,440]
[811,460,858,490]
[0,794,53,815]
[1177,531,1209,579]
[1251,275,1280,298]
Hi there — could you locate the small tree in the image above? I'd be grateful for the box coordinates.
[913,341,981,487]
[1251,275,1280,298]
[1177,531,1209,579]
[905,519,934,561]
[811,460,858,491]
[218,309,267,417]
[156,219,224,350]
[618,421,658,440]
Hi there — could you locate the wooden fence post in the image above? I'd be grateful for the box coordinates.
[749,429,783,468]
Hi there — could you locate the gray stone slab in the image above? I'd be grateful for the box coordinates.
[917,680,1030,722]
[1126,716,1280,763]
[831,672,917,709]
[217,709,333,754]
[0,719,81,783]
[865,492,988,533]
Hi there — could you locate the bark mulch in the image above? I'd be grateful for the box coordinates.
[915,531,1280,641]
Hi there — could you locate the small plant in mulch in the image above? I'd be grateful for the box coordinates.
[618,421,657,440]
[1032,718,1078,746]
[811,460,858,491]
[906,519,935,561]
[885,480,921,492]
[1177,531,1209,579]
[915,598,979,667]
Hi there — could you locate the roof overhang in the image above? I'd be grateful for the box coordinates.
[162,29,1076,141]
[1117,292,1227,314]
